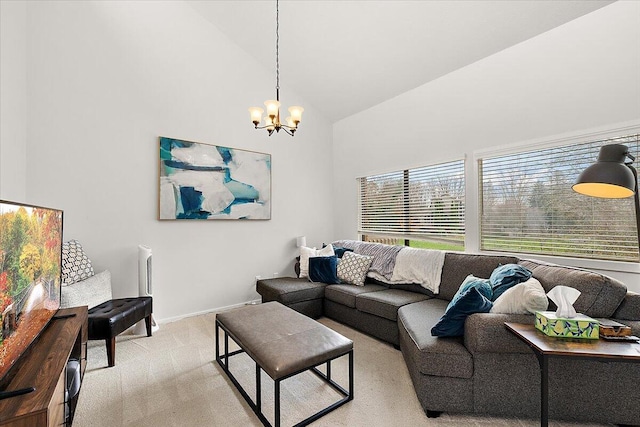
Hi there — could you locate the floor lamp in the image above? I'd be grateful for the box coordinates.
[572,143,640,253]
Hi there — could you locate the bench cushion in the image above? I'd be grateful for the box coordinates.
[398,299,474,379]
[256,277,326,304]
[324,284,387,308]
[216,302,352,380]
[356,289,431,321]
[88,297,152,339]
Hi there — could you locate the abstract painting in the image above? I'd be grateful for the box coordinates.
[159,137,271,220]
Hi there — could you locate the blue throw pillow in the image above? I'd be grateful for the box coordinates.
[490,264,532,301]
[446,275,492,312]
[308,256,340,284]
[431,287,493,337]
[333,246,354,258]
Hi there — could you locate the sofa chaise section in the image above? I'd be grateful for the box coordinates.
[256,277,325,318]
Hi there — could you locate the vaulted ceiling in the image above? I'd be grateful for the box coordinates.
[188,0,613,123]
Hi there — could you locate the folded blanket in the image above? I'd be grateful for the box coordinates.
[332,240,402,279]
[389,247,445,294]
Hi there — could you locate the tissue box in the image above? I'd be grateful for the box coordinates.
[535,311,599,339]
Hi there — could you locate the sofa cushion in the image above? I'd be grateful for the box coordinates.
[337,251,374,286]
[324,284,387,308]
[489,264,532,300]
[61,269,112,309]
[431,288,493,337]
[61,239,95,285]
[356,289,431,321]
[398,299,474,379]
[308,256,340,284]
[256,278,326,304]
[447,275,492,312]
[333,246,354,258]
[490,277,548,314]
[612,291,640,320]
[439,253,519,301]
[518,259,627,318]
[299,245,334,278]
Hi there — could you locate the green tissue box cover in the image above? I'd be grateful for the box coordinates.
[535,311,599,339]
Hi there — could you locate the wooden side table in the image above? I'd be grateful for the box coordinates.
[505,322,640,427]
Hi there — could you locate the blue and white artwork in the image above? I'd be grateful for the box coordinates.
[159,137,271,220]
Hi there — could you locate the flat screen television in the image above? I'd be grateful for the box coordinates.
[0,200,63,390]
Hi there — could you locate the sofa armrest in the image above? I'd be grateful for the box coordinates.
[464,313,535,354]
[612,292,640,320]
[61,270,112,309]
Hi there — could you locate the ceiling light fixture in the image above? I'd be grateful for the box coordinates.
[248,0,303,136]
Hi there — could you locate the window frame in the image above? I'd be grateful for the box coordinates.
[472,121,640,274]
[357,158,466,250]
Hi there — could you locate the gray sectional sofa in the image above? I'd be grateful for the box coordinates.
[256,241,640,425]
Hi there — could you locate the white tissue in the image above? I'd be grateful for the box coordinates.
[547,286,581,318]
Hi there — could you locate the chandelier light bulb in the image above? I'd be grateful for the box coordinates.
[285,116,296,129]
[248,107,264,126]
[265,116,275,132]
[264,100,281,118]
[288,106,304,124]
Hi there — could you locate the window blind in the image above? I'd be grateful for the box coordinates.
[358,160,465,243]
[480,134,640,262]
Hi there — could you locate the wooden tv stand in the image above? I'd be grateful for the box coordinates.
[0,306,88,427]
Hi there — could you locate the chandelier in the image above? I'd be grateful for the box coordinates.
[248,0,303,136]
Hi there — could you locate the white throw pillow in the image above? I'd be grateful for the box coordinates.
[337,251,373,286]
[299,245,335,278]
[490,277,549,314]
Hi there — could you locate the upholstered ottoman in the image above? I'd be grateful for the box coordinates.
[216,302,353,427]
[256,277,326,318]
[88,296,153,367]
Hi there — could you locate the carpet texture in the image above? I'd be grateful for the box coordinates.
[73,312,614,427]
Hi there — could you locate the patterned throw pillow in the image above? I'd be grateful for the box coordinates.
[61,240,95,285]
[337,251,373,286]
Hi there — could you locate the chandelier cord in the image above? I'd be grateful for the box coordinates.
[275,0,280,100]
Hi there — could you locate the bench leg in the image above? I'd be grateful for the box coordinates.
[106,337,116,367]
[145,315,153,337]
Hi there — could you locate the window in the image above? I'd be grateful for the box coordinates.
[358,160,465,251]
[480,134,640,262]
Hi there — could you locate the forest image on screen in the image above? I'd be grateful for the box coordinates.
[0,201,62,381]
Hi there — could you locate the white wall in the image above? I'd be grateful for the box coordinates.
[12,1,334,321]
[0,1,27,201]
[333,2,640,292]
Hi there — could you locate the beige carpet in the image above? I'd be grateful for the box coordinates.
[72,312,613,427]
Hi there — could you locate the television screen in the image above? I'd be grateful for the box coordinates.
[0,200,63,383]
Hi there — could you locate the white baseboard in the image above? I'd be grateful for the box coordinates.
[156,299,262,325]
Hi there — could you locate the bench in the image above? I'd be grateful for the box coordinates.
[215,301,353,427]
[88,296,153,367]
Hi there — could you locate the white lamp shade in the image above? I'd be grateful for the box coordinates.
[248,107,264,123]
[288,106,304,123]
[264,100,281,117]
[285,116,296,129]
[265,116,275,131]
[296,236,306,247]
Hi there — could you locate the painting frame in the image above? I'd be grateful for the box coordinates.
[158,137,271,220]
